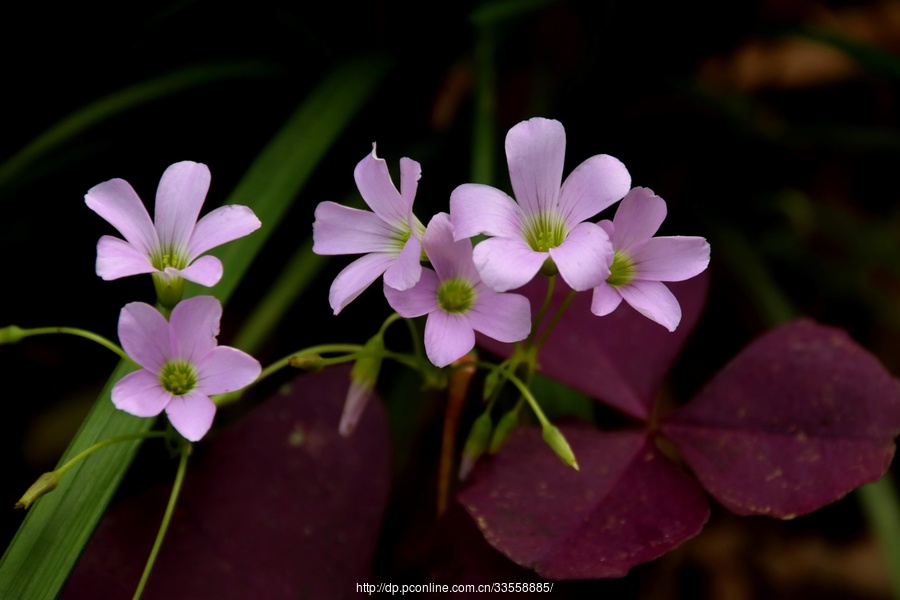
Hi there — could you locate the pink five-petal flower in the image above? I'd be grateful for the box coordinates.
[113,295,261,441]
[313,145,426,315]
[85,161,261,300]
[450,117,631,292]
[384,213,531,368]
[591,187,710,332]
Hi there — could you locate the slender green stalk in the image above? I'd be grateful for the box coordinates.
[55,432,166,478]
[532,288,577,355]
[524,275,556,348]
[132,443,191,600]
[4,326,132,363]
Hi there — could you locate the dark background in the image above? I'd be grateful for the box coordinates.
[3,0,900,597]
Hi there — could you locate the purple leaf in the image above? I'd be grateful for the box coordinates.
[63,366,391,599]
[663,319,900,518]
[477,273,708,419]
[458,425,709,579]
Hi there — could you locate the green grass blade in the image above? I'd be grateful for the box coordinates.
[0,53,391,599]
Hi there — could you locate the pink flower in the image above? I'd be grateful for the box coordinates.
[85,161,261,303]
[450,117,631,292]
[113,295,261,441]
[313,145,425,314]
[591,187,710,331]
[384,213,531,368]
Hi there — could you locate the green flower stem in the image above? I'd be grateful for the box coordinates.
[532,288,577,355]
[132,443,191,600]
[55,432,166,479]
[524,275,557,348]
[474,361,550,429]
[2,326,132,364]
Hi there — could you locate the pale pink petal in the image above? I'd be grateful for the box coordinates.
[424,311,476,368]
[354,146,407,225]
[164,392,216,442]
[111,369,171,417]
[95,236,156,280]
[339,380,374,437]
[597,219,615,238]
[329,253,395,315]
[195,346,261,395]
[383,235,423,291]
[590,282,624,316]
[505,118,565,216]
[118,302,171,372]
[618,280,682,332]
[154,161,211,251]
[559,154,631,227]
[384,269,440,318]
[467,289,531,343]
[472,237,547,292]
[169,296,222,363]
[85,178,158,255]
[449,183,522,240]
[549,222,613,291]
[188,204,261,261]
[632,236,711,282]
[423,213,479,282]
[611,187,667,252]
[169,255,223,287]
[313,201,397,255]
[399,157,422,210]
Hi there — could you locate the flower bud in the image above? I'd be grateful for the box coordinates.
[459,412,493,480]
[488,408,520,454]
[542,425,579,471]
[15,472,59,510]
[289,353,324,371]
[339,335,384,437]
[0,325,25,345]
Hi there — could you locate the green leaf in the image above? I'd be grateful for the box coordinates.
[0,54,391,599]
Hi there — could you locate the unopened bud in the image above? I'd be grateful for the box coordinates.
[0,325,25,345]
[15,472,59,510]
[339,336,384,437]
[289,354,324,371]
[488,408,519,454]
[459,412,493,480]
[542,425,579,471]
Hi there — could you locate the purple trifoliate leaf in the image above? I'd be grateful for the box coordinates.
[458,425,709,579]
[662,319,900,518]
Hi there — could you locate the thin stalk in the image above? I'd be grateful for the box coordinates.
[5,326,131,363]
[55,432,166,479]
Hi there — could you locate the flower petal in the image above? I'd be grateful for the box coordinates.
[329,253,395,315]
[423,213,479,282]
[188,204,261,261]
[549,222,613,291]
[339,380,374,437]
[632,236,711,282]
[383,235,423,291]
[154,161,211,251]
[618,280,682,332]
[85,178,158,255]
[111,369,171,417]
[170,255,223,287]
[195,346,262,395]
[313,201,397,255]
[424,311,476,367]
[399,156,421,211]
[354,146,407,226]
[95,236,157,280]
[165,392,216,442]
[472,237,547,292]
[384,269,439,317]
[559,154,631,227]
[505,118,565,216]
[467,288,531,343]
[169,296,222,363]
[449,183,522,240]
[610,187,667,251]
[118,301,172,372]
[590,282,623,316]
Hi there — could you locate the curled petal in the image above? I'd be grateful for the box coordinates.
[354,146,407,225]
[154,161,211,251]
[329,253,395,315]
[399,157,422,212]
[169,296,222,363]
[633,237,710,282]
[112,370,171,417]
[472,237,546,292]
[95,236,156,280]
[467,290,531,343]
[172,255,223,287]
[165,392,217,442]
[424,311,476,368]
[590,282,623,316]
[449,184,522,240]
[313,201,396,255]
[611,187,667,252]
[118,302,172,372]
[383,235,423,291]
[505,118,565,216]
[195,346,262,395]
[549,222,613,291]
[559,154,631,227]
[188,204,261,261]
[618,280,682,332]
[85,178,157,255]
[423,213,479,282]
[384,269,440,318]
